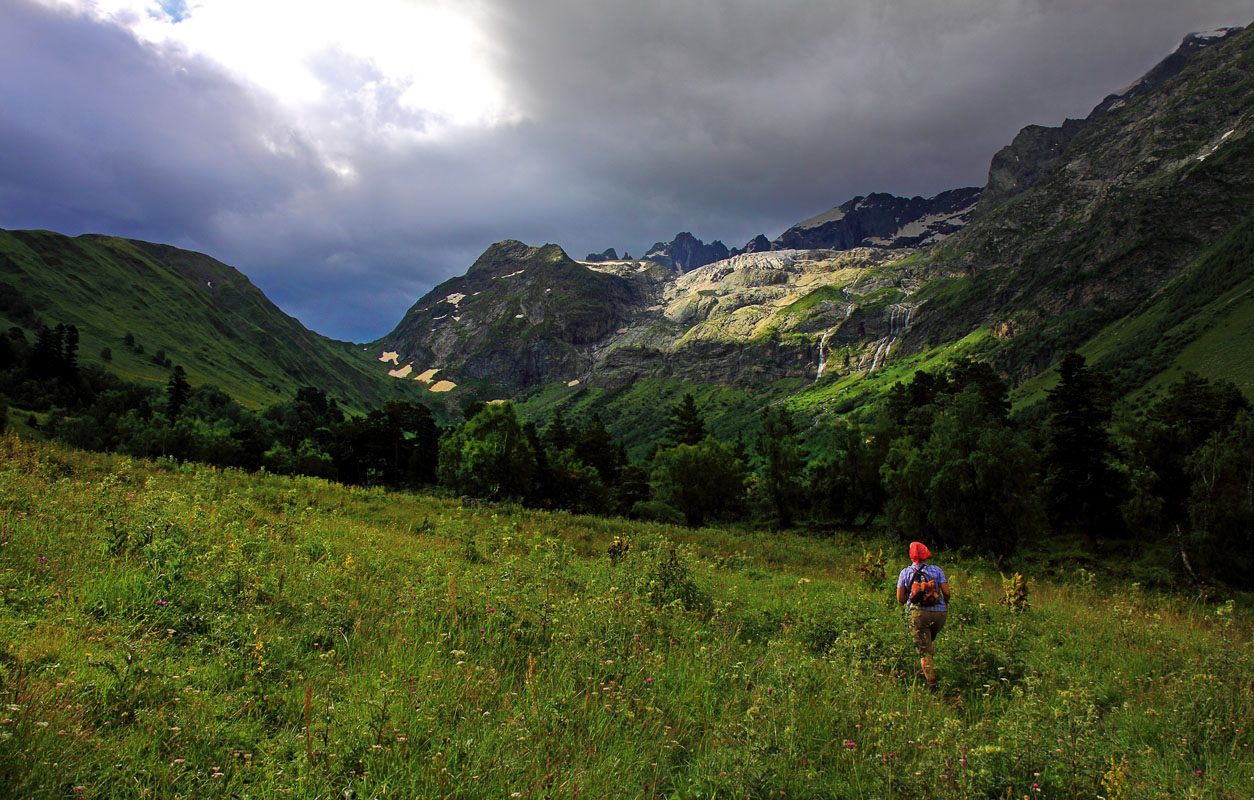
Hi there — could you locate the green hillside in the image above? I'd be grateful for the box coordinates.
[0,229,418,412]
[1010,210,1254,411]
[2,435,1250,799]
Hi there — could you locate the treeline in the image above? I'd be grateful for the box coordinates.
[2,322,1251,583]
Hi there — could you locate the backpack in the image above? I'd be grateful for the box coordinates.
[909,565,941,606]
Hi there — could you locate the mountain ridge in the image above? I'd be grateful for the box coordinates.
[0,228,425,411]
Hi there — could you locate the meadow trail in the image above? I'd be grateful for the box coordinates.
[1,434,1250,799]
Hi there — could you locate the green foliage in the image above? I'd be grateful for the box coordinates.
[637,545,705,610]
[165,365,191,416]
[1131,373,1251,531]
[650,437,747,527]
[752,406,806,528]
[438,401,536,501]
[0,228,419,412]
[882,388,1041,557]
[663,392,707,447]
[855,548,888,587]
[1187,410,1254,577]
[999,572,1030,613]
[805,420,881,526]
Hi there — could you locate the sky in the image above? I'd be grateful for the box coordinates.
[1,0,1250,342]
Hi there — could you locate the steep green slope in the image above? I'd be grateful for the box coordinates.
[0,229,420,411]
[1011,209,1254,409]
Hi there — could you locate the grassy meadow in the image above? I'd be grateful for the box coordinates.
[1,434,1250,799]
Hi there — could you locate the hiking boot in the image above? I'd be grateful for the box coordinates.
[927,680,939,693]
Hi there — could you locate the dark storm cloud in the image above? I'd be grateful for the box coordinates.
[0,0,1250,341]
[0,2,327,241]
[471,0,1253,249]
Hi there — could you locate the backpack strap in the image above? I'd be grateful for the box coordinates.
[911,563,928,585]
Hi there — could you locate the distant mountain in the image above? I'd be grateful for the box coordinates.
[376,240,658,392]
[918,25,1252,388]
[0,229,422,411]
[641,232,730,272]
[583,247,620,263]
[731,234,774,256]
[976,27,1245,216]
[772,187,982,251]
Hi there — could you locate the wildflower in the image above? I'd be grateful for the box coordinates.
[844,741,856,748]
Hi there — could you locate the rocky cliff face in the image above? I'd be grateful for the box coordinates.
[773,188,982,251]
[584,247,619,262]
[976,27,1244,217]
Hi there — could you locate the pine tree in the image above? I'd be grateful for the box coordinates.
[545,408,574,451]
[665,393,706,446]
[167,365,191,416]
[61,324,79,377]
[574,414,624,484]
[1043,353,1126,549]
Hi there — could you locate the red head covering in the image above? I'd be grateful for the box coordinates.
[909,541,931,565]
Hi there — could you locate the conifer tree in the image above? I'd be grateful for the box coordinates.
[665,393,706,446]
[61,324,79,377]
[1043,353,1126,549]
[166,365,191,416]
[545,408,574,451]
[574,414,624,484]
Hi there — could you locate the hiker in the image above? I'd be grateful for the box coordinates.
[896,541,950,691]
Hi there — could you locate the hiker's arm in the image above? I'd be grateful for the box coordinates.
[896,585,908,604]
[940,581,951,603]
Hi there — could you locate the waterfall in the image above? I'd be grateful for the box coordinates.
[864,303,917,373]
[815,326,837,380]
[868,338,891,372]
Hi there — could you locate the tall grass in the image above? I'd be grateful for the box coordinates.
[1,434,1249,798]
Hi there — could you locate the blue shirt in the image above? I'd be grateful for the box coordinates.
[897,562,948,612]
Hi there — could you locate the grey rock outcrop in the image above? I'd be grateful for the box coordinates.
[774,188,982,251]
[584,247,619,262]
[643,232,731,272]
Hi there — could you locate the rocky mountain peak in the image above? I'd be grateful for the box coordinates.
[977,24,1245,216]
[584,247,619,262]
[773,187,981,251]
[643,232,730,272]
[467,240,572,277]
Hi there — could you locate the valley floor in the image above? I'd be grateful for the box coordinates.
[1,435,1249,799]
